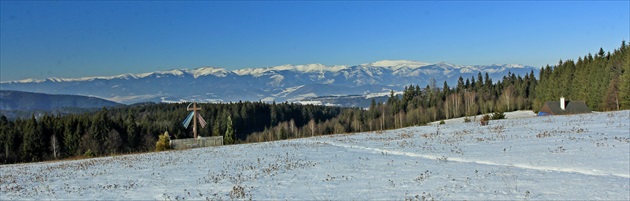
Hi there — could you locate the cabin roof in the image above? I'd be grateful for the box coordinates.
[540,101,591,115]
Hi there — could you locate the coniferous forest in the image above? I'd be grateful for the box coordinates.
[1,42,628,164]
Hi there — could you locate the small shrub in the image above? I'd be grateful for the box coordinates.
[439,120,445,125]
[491,111,506,120]
[84,149,93,157]
[229,185,246,199]
[464,117,471,123]
[482,115,491,121]
[155,131,170,151]
[480,114,490,126]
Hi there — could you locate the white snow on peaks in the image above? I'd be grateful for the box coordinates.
[1,60,534,84]
[459,67,476,73]
[44,74,143,82]
[163,69,185,76]
[134,69,185,79]
[187,67,229,78]
[233,68,267,77]
[234,64,348,77]
[363,60,432,69]
[268,74,284,87]
[286,63,348,73]
[434,62,462,69]
[490,64,525,68]
[27,69,188,83]
[8,78,46,83]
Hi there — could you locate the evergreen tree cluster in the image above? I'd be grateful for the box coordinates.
[534,42,630,111]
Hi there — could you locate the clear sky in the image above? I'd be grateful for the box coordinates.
[1,1,628,82]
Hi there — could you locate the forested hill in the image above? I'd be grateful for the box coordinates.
[0,101,343,163]
[0,90,124,120]
[1,41,628,164]
[0,90,122,111]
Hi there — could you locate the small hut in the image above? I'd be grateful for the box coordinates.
[538,97,591,116]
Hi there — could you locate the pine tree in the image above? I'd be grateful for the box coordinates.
[598,47,606,58]
[484,72,492,91]
[457,76,465,93]
[619,42,630,109]
[90,108,110,155]
[212,119,221,137]
[0,115,18,163]
[21,115,44,162]
[528,70,537,99]
[476,72,484,92]
[224,115,234,145]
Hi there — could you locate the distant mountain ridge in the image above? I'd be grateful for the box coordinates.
[0,90,122,111]
[0,60,539,104]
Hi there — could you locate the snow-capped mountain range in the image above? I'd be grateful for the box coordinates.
[0,60,539,104]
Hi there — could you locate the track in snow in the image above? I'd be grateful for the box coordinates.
[324,141,630,179]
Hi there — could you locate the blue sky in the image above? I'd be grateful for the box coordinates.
[1,1,628,81]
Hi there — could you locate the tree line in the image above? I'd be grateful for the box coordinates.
[0,102,341,164]
[1,41,628,164]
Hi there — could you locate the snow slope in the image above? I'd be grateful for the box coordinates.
[1,111,629,200]
[428,110,537,125]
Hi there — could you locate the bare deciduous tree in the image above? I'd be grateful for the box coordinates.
[308,119,316,137]
[50,134,59,159]
[503,85,515,112]
[464,91,476,117]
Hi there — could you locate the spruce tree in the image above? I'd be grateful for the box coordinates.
[476,72,484,92]
[21,115,44,162]
[224,115,234,145]
[212,119,221,137]
[619,42,630,109]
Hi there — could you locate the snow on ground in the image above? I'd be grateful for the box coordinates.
[1,111,629,200]
[428,110,537,125]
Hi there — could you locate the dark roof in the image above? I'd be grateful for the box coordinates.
[540,101,591,115]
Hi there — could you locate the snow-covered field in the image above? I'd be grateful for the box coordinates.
[2,111,629,200]
[428,110,537,125]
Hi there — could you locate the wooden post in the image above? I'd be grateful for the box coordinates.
[187,102,202,140]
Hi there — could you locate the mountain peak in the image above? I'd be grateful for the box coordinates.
[187,67,230,78]
[234,63,349,77]
[281,63,348,73]
[362,60,432,69]
[502,64,525,68]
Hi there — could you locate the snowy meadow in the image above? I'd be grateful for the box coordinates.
[1,110,629,200]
